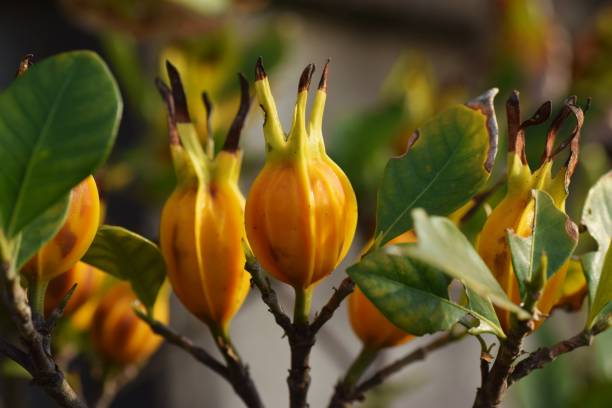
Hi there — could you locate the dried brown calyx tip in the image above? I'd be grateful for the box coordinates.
[521,101,551,129]
[298,63,315,92]
[543,96,580,163]
[506,91,553,165]
[155,78,180,146]
[165,60,190,123]
[318,59,330,91]
[202,91,213,138]
[16,54,34,77]
[506,91,522,156]
[255,57,266,81]
[223,74,252,152]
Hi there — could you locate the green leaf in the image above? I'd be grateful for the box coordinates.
[82,225,165,311]
[463,287,503,337]
[15,193,70,270]
[508,190,579,298]
[507,233,532,297]
[530,190,579,278]
[348,244,504,337]
[406,209,530,319]
[0,51,122,237]
[581,171,612,306]
[375,89,498,245]
[583,171,612,256]
[588,242,612,329]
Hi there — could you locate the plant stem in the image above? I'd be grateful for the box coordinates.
[343,346,379,388]
[288,286,314,408]
[472,290,541,408]
[328,330,463,408]
[508,320,608,386]
[210,326,264,408]
[0,248,86,408]
[327,346,380,408]
[244,256,355,408]
[294,286,313,325]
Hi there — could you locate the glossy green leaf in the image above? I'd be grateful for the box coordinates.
[406,209,530,319]
[375,89,498,245]
[582,171,612,305]
[588,242,612,329]
[15,193,70,270]
[508,190,579,298]
[348,244,504,337]
[0,51,122,237]
[82,225,165,311]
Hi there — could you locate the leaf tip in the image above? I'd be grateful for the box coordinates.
[466,88,499,173]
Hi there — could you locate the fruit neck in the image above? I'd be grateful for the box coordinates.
[211,150,242,185]
[293,286,313,325]
[343,345,380,388]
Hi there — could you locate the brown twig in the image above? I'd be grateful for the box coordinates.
[135,311,227,378]
[472,282,543,408]
[311,278,355,334]
[0,260,86,408]
[508,320,608,386]
[328,331,463,407]
[212,332,264,408]
[244,256,355,408]
[472,320,531,408]
[244,255,293,334]
[136,311,263,408]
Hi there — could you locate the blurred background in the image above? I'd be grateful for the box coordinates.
[1,0,611,407]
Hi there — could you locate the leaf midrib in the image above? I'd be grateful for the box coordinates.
[8,62,78,235]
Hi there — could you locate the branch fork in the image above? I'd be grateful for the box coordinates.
[245,255,355,408]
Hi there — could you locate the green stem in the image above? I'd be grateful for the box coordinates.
[210,324,241,362]
[293,286,313,325]
[29,278,49,317]
[343,345,380,388]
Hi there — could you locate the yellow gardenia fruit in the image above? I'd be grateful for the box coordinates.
[349,231,416,349]
[22,176,100,281]
[349,287,414,349]
[245,60,358,289]
[477,92,585,332]
[43,261,104,318]
[91,282,169,365]
[157,63,251,333]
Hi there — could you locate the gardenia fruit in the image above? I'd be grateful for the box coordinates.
[157,62,251,334]
[245,59,358,290]
[91,282,169,365]
[22,176,100,281]
[477,92,585,332]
